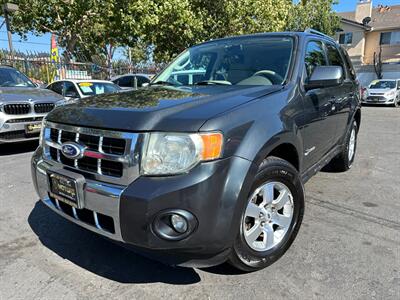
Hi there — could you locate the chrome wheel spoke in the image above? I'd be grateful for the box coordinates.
[246,202,262,218]
[261,184,274,206]
[274,189,290,210]
[273,213,291,228]
[245,223,262,244]
[263,224,274,248]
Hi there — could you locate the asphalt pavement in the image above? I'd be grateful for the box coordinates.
[0,107,399,299]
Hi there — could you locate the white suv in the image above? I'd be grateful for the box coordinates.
[363,79,400,107]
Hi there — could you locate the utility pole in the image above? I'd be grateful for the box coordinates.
[2,3,19,59]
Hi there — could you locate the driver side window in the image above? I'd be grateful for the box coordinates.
[304,41,327,79]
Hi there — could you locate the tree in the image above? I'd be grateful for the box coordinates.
[2,0,341,64]
[287,0,340,36]
[373,46,383,79]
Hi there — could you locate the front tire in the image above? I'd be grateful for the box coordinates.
[228,156,304,272]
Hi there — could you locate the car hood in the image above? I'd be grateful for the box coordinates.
[367,88,395,94]
[46,85,282,132]
[0,87,64,103]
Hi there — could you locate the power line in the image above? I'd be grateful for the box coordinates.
[0,38,50,46]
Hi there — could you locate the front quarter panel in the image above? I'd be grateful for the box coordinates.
[200,87,304,170]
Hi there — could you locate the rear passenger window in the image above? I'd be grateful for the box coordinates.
[304,41,327,78]
[326,43,345,77]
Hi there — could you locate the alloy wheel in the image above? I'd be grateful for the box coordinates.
[243,181,294,252]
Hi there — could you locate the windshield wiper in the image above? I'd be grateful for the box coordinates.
[194,80,232,86]
[150,81,176,86]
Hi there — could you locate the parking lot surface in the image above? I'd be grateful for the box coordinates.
[0,107,399,299]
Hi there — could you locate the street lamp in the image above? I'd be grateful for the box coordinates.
[2,3,19,57]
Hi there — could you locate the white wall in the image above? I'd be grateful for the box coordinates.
[355,64,400,87]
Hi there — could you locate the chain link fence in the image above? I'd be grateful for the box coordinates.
[0,49,161,85]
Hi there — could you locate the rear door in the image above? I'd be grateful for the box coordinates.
[300,40,338,170]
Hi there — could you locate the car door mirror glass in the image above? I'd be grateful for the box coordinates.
[305,66,343,90]
[65,91,79,98]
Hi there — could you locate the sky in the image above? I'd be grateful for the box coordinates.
[0,0,399,59]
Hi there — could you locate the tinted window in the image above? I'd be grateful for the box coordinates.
[326,43,345,76]
[304,41,327,78]
[339,46,357,80]
[115,76,133,87]
[64,81,79,97]
[136,76,150,87]
[49,82,63,95]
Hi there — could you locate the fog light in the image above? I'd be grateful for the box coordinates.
[170,214,188,233]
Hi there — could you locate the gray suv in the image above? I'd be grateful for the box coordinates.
[31,30,361,272]
[0,66,63,144]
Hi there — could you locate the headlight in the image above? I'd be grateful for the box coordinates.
[141,132,223,175]
[386,91,395,97]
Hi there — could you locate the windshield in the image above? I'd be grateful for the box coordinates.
[153,37,293,86]
[0,68,35,87]
[369,80,396,89]
[77,82,121,96]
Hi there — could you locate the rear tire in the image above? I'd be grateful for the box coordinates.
[228,156,304,272]
[326,120,358,172]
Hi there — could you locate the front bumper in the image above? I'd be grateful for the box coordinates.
[31,147,255,267]
[362,97,395,105]
[0,113,44,143]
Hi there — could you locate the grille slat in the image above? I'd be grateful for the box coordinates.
[46,127,126,178]
[3,103,31,115]
[34,103,55,113]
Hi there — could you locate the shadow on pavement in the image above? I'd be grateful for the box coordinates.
[28,201,201,284]
[0,140,38,156]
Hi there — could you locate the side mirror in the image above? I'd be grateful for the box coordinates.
[305,66,343,90]
[142,82,150,87]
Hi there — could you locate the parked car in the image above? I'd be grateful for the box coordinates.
[0,65,63,144]
[32,29,361,272]
[112,74,151,90]
[362,79,400,107]
[47,80,121,100]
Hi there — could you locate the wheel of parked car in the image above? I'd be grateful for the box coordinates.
[394,97,399,108]
[326,120,358,172]
[228,156,304,272]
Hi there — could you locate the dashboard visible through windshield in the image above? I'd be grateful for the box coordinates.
[153,37,294,87]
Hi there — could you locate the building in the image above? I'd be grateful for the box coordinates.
[335,1,400,85]
[336,0,400,65]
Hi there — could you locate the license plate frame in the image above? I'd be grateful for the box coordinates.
[25,123,42,134]
[47,169,86,209]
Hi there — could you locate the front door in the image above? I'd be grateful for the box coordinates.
[300,40,338,170]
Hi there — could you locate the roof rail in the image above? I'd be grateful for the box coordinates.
[304,28,335,42]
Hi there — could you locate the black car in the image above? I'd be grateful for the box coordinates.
[31,29,361,272]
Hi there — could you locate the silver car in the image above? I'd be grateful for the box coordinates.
[363,79,400,107]
[0,66,64,144]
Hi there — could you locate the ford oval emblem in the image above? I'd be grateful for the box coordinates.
[61,142,85,159]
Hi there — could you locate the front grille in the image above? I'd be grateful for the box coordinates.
[34,103,55,113]
[48,195,115,233]
[43,123,137,183]
[0,130,40,140]
[6,117,43,123]
[3,103,31,115]
[367,96,386,101]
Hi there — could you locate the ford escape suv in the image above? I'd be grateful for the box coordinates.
[31,30,361,272]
